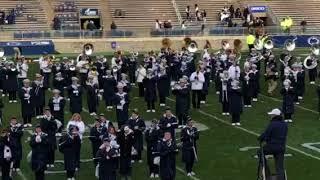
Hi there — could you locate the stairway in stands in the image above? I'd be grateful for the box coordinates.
[175,0,229,26]
[243,0,320,26]
[108,0,179,29]
[0,0,49,31]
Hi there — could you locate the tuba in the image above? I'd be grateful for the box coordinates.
[254,39,264,51]
[184,37,198,53]
[83,43,94,56]
[264,39,274,50]
[0,48,4,58]
[284,36,297,52]
[303,37,320,69]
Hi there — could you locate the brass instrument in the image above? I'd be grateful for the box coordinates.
[84,43,94,55]
[0,48,4,58]
[183,37,198,53]
[304,36,320,69]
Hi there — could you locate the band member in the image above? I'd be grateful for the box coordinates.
[0,128,14,180]
[103,70,117,110]
[33,74,45,118]
[67,77,83,114]
[280,79,295,123]
[251,64,260,101]
[128,53,137,85]
[5,63,19,103]
[157,131,178,180]
[172,78,190,126]
[58,125,81,180]
[145,119,161,178]
[86,75,99,116]
[219,71,230,115]
[17,57,28,88]
[76,56,90,86]
[258,108,288,180]
[66,113,85,169]
[96,136,119,180]
[29,125,48,180]
[114,83,130,128]
[265,55,278,95]
[157,66,170,107]
[228,60,240,80]
[19,79,34,127]
[181,118,199,176]
[9,117,23,171]
[307,55,317,84]
[89,119,105,165]
[99,113,114,130]
[94,56,108,89]
[136,64,146,97]
[159,108,178,138]
[52,72,65,97]
[190,68,205,109]
[40,108,58,168]
[240,65,254,107]
[291,63,305,103]
[39,56,52,90]
[119,73,131,93]
[127,109,146,162]
[144,69,157,112]
[117,125,134,180]
[229,80,243,126]
[48,89,66,132]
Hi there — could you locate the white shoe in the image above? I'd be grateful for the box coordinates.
[252,98,258,102]
[138,160,143,163]
[50,164,54,168]
[191,171,196,176]
[12,168,16,172]
[310,81,315,84]
[248,105,252,108]
[298,96,303,100]
[13,100,17,103]
[295,102,300,105]
[231,123,236,126]
[151,109,156,113]
[236,123,241,126]
[216,91,220,95]
[75,168,78,171]
[56,133,62,137]
[222,113,226,115]
[146,110,151,113]
[28,124,33,127]
[200,101,205,104]
[226,113,230,116]
[71,178,75,180]
[1,94,4,97]
[154,174,159,178]
[288,119,293,123]
[150,173,155,178]
[16,168,21,172]
[9,100,12,103]
[67,178,72,180]
[187,173,192,176]
[46,164,50,168]
[131,160,135,163]
[284,120,288,122]
[23,124,28,128]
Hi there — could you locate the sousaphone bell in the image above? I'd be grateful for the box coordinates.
[83,43,94,55]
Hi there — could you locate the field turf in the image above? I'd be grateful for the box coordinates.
[1,49,320,180]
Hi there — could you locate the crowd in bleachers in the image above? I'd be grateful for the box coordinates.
[52,1,79,30]
[54,1,77,12]
[0,6,23,25]
[185,4,207,23]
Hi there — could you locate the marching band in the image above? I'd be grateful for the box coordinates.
[0,34,319,180]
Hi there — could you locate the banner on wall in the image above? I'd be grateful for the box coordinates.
[0,40,55,56]
[270,35,320,48]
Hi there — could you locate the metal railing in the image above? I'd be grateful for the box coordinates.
[1,25,320,40]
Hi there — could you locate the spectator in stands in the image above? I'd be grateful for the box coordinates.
[243,6,249,20]
[254,17,264,27]
[300,18,307,33]
[7,9,16,24]
[235,8,242,18]
[155,19,161,30]
[194,4,199,15]
[201,10,207,22]
[229,5,235,18]
[185,6,191,21]
[181,20,186,29]
[163,20,172,29]
[110,21,117,30]
[87,20,97,31]
[53,17,61,30]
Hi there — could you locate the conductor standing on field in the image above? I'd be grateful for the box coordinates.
[258,108,288,180]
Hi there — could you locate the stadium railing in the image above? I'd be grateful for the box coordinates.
[2,25,320,40]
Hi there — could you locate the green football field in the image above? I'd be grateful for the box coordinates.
[2,49,320,180]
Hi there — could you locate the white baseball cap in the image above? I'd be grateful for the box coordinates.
[267,108,281,116]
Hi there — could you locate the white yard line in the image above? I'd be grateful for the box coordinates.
[166,97,320,161]
[260,94,319,114]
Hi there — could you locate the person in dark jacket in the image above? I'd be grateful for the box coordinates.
[19,79,34,128]
[96,136,119,180]
[40,108,58,168]
[89,118,106,166]
[143,69,157,112]
[251,64,260,101]
[114,83,130,128]
[29,125,48,180]
[32,74,45,118]
[157,67,169,107]
[0,128,15,180]
[229,80,243,126]
[219,71,231,115]
[117,125,134,180]
[258,108,288,180]
[58,125,81,180]
[5,64,19,103]
[240,66,254,107]
[48,89,65,134]
[280,79,295,123]
[103,70,117,110]
[145,119,161,178]
[128,56,137,85]
[126,109,146,162]
[8,117,23,171]
[52,72,65,97]
[94,56,109,89]
[157,131,178,180]
[86,75,99,116]
[291,64,305,104]
[159,108,178,139]
[67,77,83,114]
[181,119,199,176]
[172,78,190,126]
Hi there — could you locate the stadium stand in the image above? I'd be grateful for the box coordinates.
[0,0,49,31]
[243,0,320,26]
[108,0,179,29]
